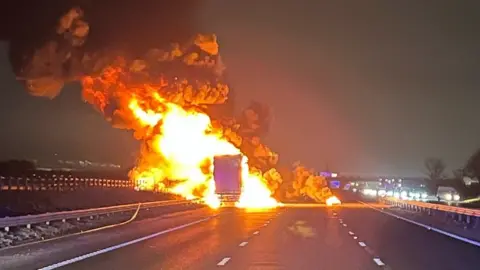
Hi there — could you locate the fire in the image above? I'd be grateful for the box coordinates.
[17,7,335,208]
[236,157,278,209]
[128,94,277,209]
[326,196,342,206]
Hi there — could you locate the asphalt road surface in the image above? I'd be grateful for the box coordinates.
[1,202,479,270]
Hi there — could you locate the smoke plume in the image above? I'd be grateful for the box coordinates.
[3,3,332,202]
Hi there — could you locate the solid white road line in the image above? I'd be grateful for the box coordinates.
[373,258,385,266]
[253,231,259,235]
[239,241,248,247]
[38,217,213,270]
[217,257,231,266]
[359,201,480,248]
[358,242,367,247]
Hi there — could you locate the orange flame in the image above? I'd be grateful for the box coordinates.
[18,8,332,209]
[123,91,277,209]
[326,196,342,206]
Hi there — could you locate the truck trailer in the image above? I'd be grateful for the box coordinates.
[213,154,243,205]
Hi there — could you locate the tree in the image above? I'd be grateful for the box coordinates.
[465,148,480,180]
[0,159,36,174]
[452,168,464,180]
[424,158,446,194]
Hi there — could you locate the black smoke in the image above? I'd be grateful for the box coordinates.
[0,0,205,84]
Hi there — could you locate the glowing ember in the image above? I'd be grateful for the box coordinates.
[326,196,342,206]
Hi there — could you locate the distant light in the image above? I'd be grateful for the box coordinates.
[398,183,402,187]
[421,193,428,199]
[331,173,338,178]
[363,189,377,196]
[453,194,460,201]
[444,193,453,201]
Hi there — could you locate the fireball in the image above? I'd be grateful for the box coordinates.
[18,7,334,209]
[127,94,277,209]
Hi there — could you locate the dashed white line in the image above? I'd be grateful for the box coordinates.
[217,257,231,266]
[239,241,248,247]
[253,231,259,235]
[373,258,385,266]
[334,211,389,269]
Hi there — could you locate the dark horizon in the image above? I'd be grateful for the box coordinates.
[1,1,479,177]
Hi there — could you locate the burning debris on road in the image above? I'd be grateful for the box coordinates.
[4,3,337,208]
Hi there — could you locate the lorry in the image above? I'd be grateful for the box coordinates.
[213,154,243,205]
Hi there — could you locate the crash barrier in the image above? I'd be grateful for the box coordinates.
[0,199,200,232]
[0,171,133,191]
[383,197,480,229]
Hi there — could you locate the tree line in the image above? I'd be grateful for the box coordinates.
[424,148,480,197]
[0,160,36,173]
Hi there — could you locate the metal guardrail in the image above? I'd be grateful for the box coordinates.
[384,197,480,217]
[384,197,480,230]
[0,172,133,191]
[0,199,200,231]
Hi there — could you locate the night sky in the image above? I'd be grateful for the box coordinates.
[0,1,479,177]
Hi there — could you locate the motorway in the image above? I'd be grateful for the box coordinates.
[0,199,479,269]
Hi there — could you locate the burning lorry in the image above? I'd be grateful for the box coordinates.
[213,154,243,205]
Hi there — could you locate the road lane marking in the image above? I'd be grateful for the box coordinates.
[239,241,248,247]
[38,216,214,270]
[253,231,259,235]
[353,236,358,239]
[342,223,347,227]
[359,201,480,248]
[373,258,385,266]
[358,242,367,247]
[348,231,354,235]
[217,257,231,266]
[364,247,375,255]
